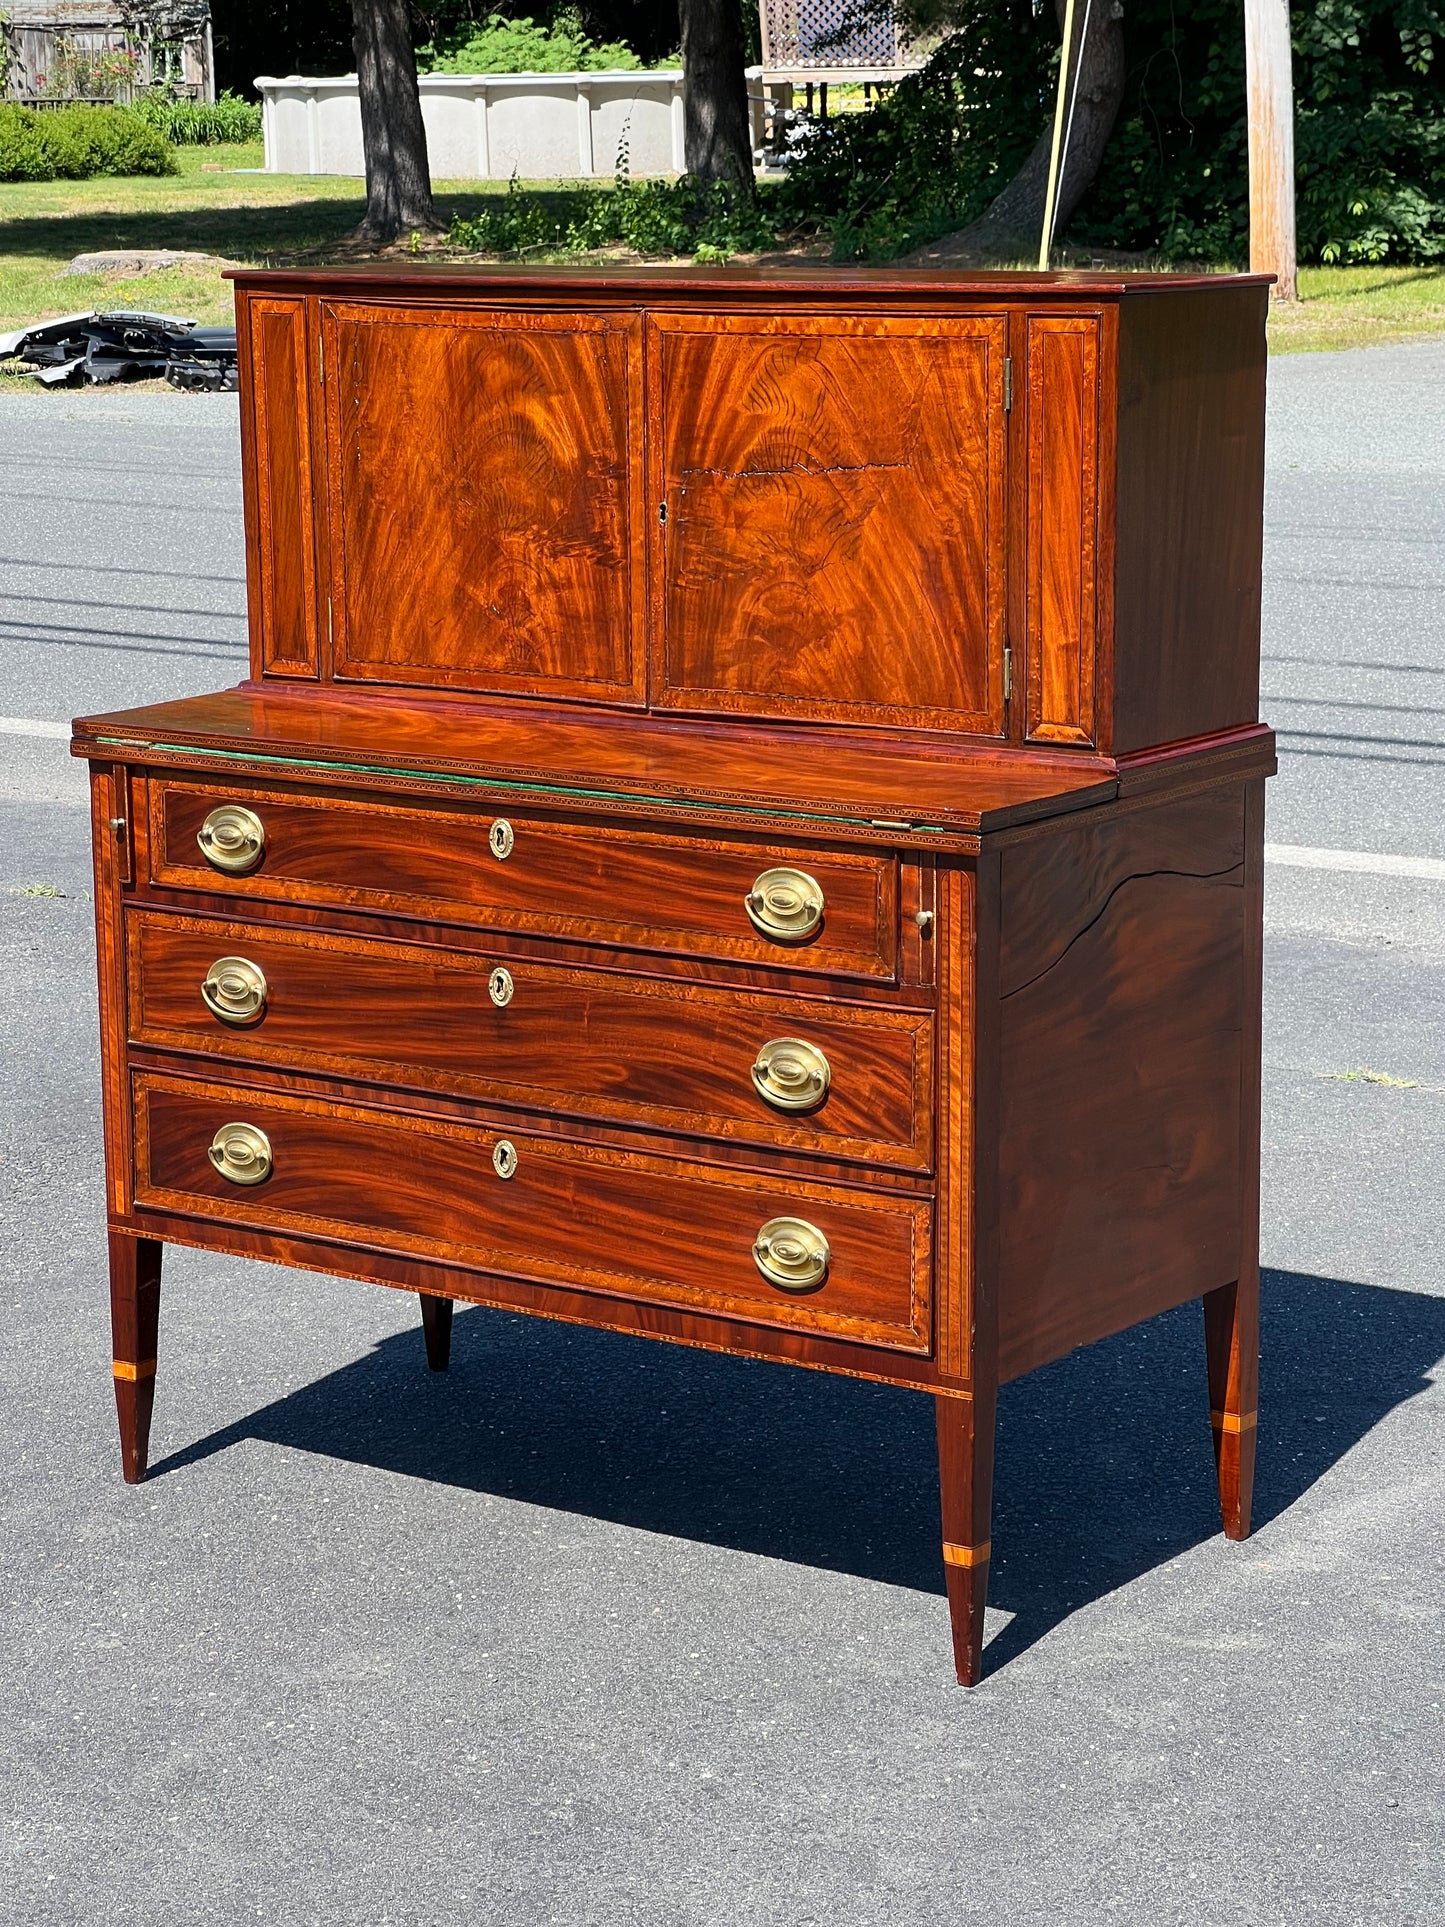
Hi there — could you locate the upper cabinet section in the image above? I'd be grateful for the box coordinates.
[231,269,1268,760]
[652,313,1007,732]
[321,302,645,704]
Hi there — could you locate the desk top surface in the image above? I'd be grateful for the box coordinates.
[73,686,1143,848]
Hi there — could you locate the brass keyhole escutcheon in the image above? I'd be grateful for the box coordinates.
[492,1139,518,1180]
[488,966,514,1008]
[200,955,268,1026]
[751,1037,830,1113]
[489,818,514,861]
[208,1121,273,1186]
[753,1217,830,1293]
[198,803,265,875]
[745,867,824,943]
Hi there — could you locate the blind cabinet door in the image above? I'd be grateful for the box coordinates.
[322,303,645,705]
[651,313,1009,733]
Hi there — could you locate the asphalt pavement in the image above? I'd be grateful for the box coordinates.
[0,343,1442,1925]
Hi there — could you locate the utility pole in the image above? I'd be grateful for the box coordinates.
[1244,0,1297,300]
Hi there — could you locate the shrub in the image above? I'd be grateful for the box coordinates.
[0,103,177,181]
[127,90,263,146]
[448,168,774,260]
[420,11,646,74]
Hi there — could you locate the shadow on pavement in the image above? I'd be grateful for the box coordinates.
[150,1267,1445,1670]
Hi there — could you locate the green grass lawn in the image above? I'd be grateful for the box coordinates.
[2,146,1443,353]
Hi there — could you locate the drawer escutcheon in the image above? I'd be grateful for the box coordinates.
[198,803,266,875]
[208,1121,273,1186]
[751,1037,831,1112]
[745,867,824,943]
[200,955,268,1026]
[753,1216,830,1293]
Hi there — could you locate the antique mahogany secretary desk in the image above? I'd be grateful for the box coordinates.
[76,266,1273,1684]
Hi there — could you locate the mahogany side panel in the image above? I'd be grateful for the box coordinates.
[651,312,1008,732]
[1111,285,1268,754]
[321,302,644,705]
[994,787,1249,1381]
[1024,313,1100,747]
[89,765,134,1220]
[238,294,319,679]
[133,1070,934,1354]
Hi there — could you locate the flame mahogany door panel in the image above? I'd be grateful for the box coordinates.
[649,313,1009,732]
[321,302,645,704]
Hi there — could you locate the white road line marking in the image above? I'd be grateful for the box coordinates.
[1266,843,1445,881]
[0,716,71,739]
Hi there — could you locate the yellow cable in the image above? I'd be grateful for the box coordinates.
[1039,0,1078,270]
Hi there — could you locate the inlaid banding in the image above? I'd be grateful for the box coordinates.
[112,1359,157,1382]
[1210,1409,1258,1434]
[942,1539,991,1568]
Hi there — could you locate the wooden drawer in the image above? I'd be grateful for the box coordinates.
[132,1072,932,1353]
[126,911,934,1170]
[148,779,899,980]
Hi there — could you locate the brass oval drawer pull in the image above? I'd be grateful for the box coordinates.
[208,1121,273,1186]
[198,804,265,876]
[753,1216,830,1293]
[751,1037,830,1112]
[745,867,824,943]
[200,955,268,1026]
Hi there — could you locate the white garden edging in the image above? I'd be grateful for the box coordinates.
[257,70,694,180]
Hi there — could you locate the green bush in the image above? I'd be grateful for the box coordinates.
[420,11,647,74]
[1074,0,1445,264]
[772,3,1052,261]
[448,168,773,260]
[127,90,263,145]
[0,103,177,182]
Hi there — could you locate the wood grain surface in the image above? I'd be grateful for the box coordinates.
[133,1071,934,1353]
[653,314,1007,730]
[238,295,319,680]
[1024,314,1099,746]
[994,789,1247,1381]
[322,303,644,703]
[73,686,1124,850]
[126,908,934,1167]
[148,778,900,978]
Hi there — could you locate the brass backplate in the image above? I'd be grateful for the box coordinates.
[198,803,265,876]
[745,867,824,943]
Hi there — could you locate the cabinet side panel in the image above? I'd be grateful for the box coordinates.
[1025,314,1100,746]
[995,787,1248,1381]
[242,295,319,679]
[1112,286,1267,753]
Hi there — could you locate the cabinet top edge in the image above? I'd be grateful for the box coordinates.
[224,264,1272,302]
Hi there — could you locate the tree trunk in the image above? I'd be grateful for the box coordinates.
[678,0,755,188]
[351,0,440,244]
[903,0,1126,265]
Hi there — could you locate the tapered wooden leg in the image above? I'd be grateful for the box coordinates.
[1204,1271,1259,1539]
[109,1231,161,1484]
[936,1383,997,1687]
[419,1293,454,1372]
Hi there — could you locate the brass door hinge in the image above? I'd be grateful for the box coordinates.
[1003,644,1013,703]
[1003,355,1013,412]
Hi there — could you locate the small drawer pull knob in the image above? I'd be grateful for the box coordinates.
[208,1121,273,1186]
[492,1139,518,1180]
[745,867,824,943]
[751,1037,830,1112]
[489,818,514,860]
[198,804,265,875]
[488,966,514,1008]
[201,955,268,1026]
[753,1216,830,1293]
